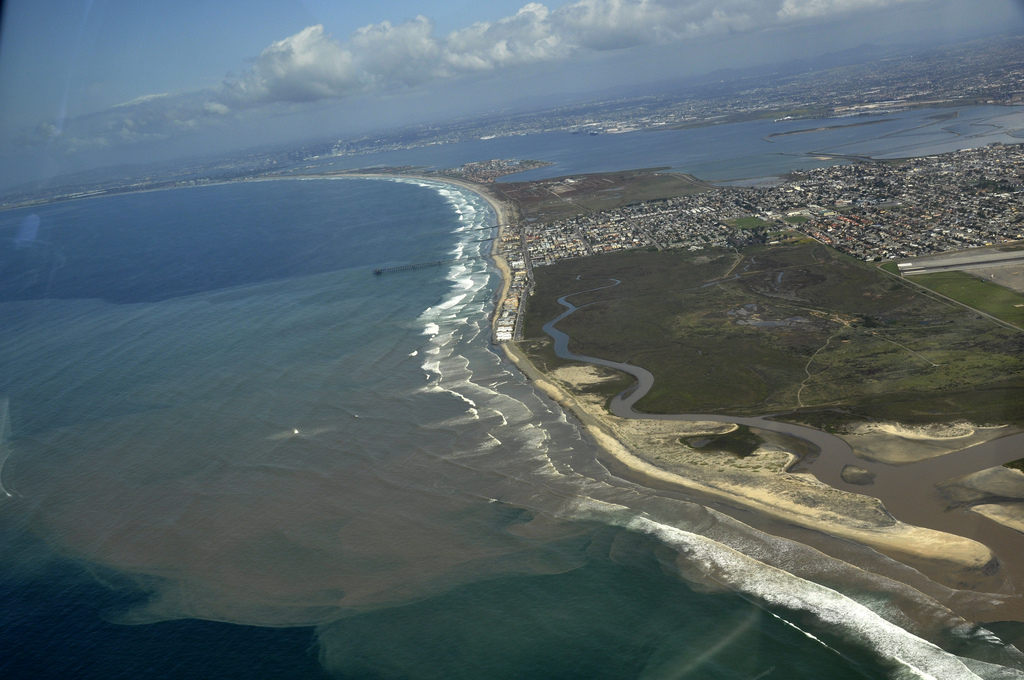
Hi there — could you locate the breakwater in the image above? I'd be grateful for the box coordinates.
[373,257,475,275]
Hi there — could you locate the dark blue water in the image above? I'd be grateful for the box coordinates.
[0,180,459,304]
[1,177,1021,679]
[0,553,328,680]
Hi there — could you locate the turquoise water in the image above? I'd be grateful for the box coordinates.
[1,177,1022,678]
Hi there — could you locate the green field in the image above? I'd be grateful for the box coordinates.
[729,216,772,229]
[879,262,900,275]
[910,270,1024,328]
[521,244,1024,427]
[783,215,809,224]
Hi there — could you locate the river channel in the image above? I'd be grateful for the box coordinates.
[542,278,1024,588]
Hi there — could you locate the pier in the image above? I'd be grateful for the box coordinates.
[372,258,477,276]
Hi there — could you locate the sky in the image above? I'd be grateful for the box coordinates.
[1,0,1022,190]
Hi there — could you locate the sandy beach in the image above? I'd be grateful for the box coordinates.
[498,342,1003,588]
[839,421,1013,465]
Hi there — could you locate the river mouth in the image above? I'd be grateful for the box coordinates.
[541,277,1024,611]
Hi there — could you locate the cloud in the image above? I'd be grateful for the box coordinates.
[777,0,928,20]
[225,25,360,104]
[37,0,941,153]
[351,16,443,85]
[442,4,565,71]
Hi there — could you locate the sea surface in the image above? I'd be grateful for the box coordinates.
[2,120,1024,678]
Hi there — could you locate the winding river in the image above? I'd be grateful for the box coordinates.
[542,278,1024,580]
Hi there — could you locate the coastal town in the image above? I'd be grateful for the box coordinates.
[493,142,1024,342]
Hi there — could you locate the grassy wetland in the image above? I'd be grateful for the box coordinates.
[521,242,1024,430]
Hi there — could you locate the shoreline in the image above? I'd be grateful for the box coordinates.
[315,173,517,319]
[328,171,1023,604]
[499,342,1005,591]
[96,170,1015,600]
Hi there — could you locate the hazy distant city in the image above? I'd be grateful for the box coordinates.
[3,32,1022,209]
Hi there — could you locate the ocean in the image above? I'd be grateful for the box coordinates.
[1,163,1024,675]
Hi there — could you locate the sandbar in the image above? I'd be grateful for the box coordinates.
[941,467,1024,536]
[498,341,998,588]
[840,421,1013,465]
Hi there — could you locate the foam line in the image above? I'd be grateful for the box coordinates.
[0,397,10,497]
[623,514,988,679]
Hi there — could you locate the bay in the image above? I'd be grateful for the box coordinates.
[307,104,1024,182]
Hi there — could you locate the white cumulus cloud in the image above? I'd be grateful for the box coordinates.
[226,24,360,104]
[39,0,944,152]
[443,4,565,71]
[350,16,443,85]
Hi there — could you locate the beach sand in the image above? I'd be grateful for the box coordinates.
[839,421,1014,465]
[499,342,998,587]
[941,467,1024,536]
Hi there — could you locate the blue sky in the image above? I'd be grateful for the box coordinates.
[1,0,1022,190]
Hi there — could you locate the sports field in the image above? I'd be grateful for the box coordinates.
[911,270,1024,328]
